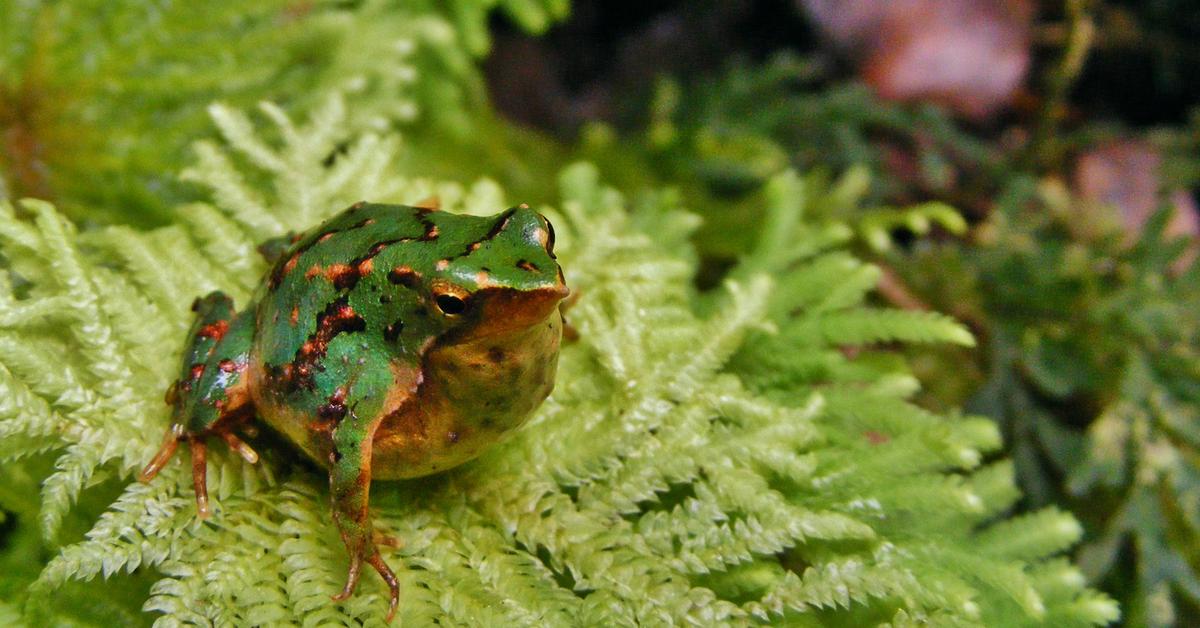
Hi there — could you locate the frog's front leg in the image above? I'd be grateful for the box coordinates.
[140,292,259,518]
[328,409,399,620]
[321,356,403,621]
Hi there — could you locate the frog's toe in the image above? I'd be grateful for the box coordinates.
[139,423,185,482]
[414,195,440,210]
[332,549,400,621]
[332,553,363,602]
[189,438,212,519]
[374,532,403,549]
[367,551,400,622]
[217,429,259,464]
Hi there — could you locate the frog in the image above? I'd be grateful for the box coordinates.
[139,202,568,621]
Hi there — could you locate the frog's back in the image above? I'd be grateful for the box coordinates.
[251,202,557,377]
[245,202,559,466]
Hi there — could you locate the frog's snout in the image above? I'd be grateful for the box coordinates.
[463,285,567,338]
[518,284,569,322]
[551,266,569,300]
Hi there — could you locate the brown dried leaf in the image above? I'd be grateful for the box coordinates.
[1074,139,1199,270]
[802,0,1034,120]
[1075,140,1163,229]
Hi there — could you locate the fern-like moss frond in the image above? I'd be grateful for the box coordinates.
[0,100,1117,626]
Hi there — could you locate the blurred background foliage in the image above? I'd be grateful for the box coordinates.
[0,0,570,227]
[2,0,1198,624]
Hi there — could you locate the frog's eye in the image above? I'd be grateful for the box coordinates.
[430,280,471,317]
[435,294,467,316]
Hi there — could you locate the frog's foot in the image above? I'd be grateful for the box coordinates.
[413,195,441,211]
[332,546,400,621]
[256,231,301,264]
[559,286,582,313]
[139,420,260,519]
[374,531,403,549]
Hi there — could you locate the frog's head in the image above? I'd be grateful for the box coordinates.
[426,205,568,339]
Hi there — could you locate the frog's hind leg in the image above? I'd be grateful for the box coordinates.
[256,232,301,264]
[140,292,259,518]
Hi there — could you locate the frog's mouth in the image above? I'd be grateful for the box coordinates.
[458,284,569,340]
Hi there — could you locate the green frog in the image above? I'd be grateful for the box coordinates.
[140,202,568,620]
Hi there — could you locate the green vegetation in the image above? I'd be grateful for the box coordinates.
[2,0,1193,624]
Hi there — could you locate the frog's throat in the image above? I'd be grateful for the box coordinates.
[370,306,562,479]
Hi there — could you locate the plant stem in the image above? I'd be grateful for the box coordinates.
[1026,0,1097,170]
